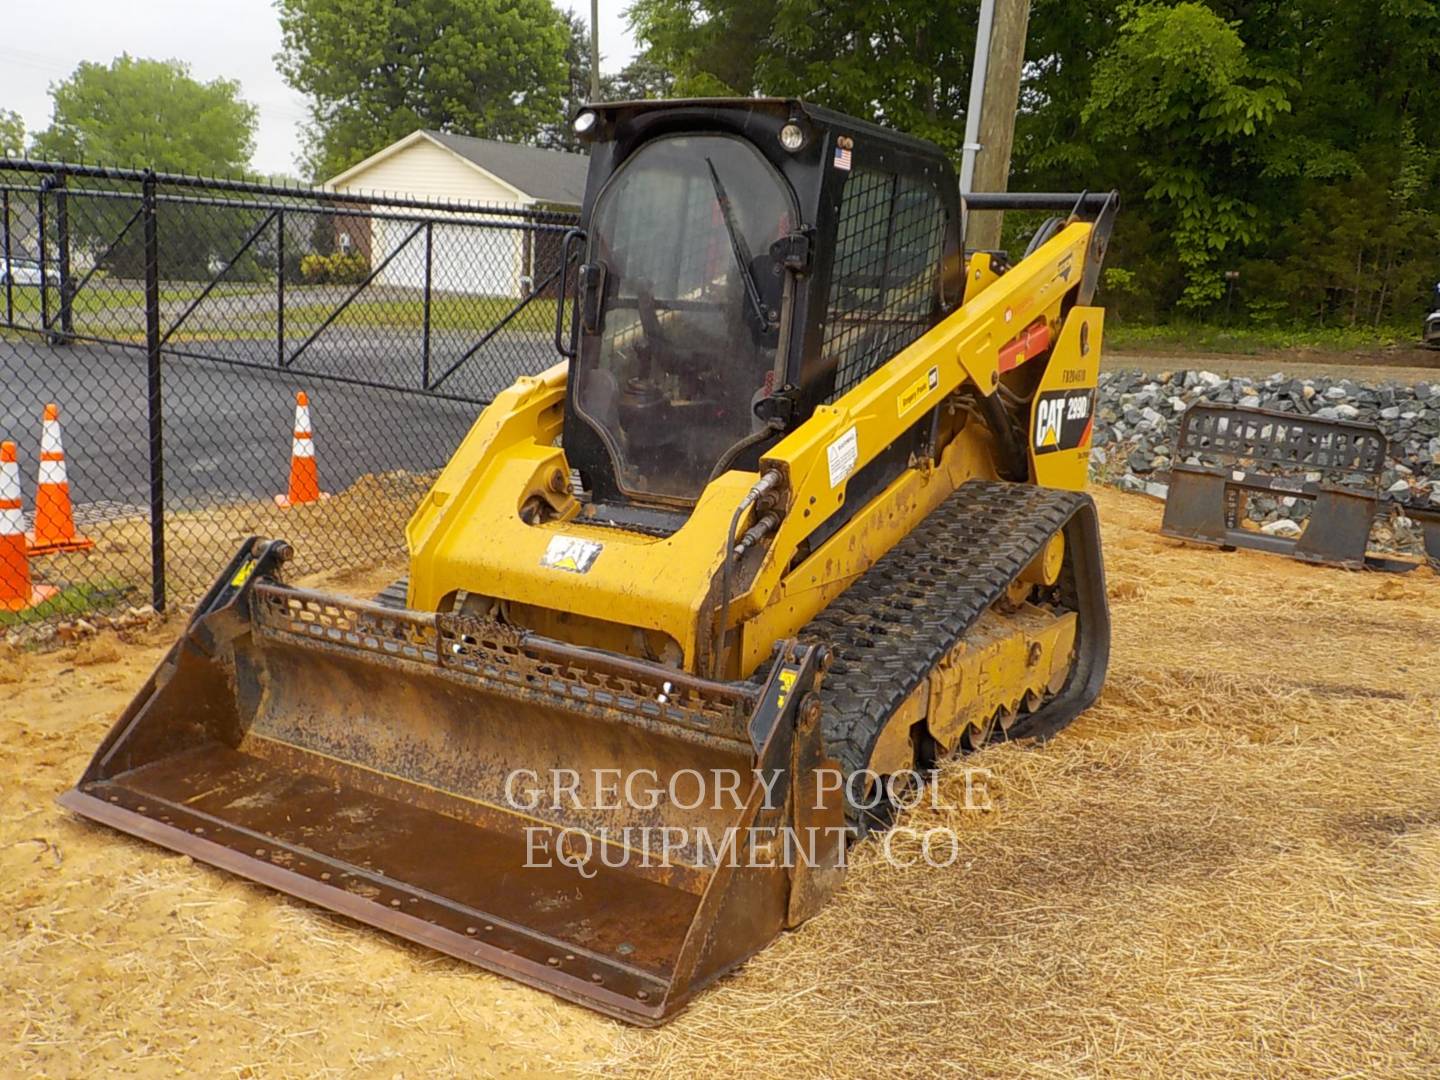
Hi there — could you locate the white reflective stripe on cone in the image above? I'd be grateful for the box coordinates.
[0,464,19,502]
[292,438,315,458]
[0,505,25,534]
[41,420,64,455]
[39,458,68,485]
[294,406,312,433]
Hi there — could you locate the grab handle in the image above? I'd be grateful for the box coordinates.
[554,228,585,359]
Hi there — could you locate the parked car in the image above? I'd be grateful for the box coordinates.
[1426,280,1440,349]
[0,256,45,286]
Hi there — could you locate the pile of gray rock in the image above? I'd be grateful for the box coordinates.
[1090,369,1440,524]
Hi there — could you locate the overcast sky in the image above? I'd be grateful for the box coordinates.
[1,0,639,176]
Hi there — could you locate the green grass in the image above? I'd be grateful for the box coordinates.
[153,293,560,344]
[4,281,269,319]
[4,284,553,343]
[0,579,137,627]
[283,294,558,333]
[1107,320,1420,355]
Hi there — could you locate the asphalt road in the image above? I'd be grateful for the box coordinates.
[0,332,551,514]
[1109,347,1440,385]
[16,332,1430,520]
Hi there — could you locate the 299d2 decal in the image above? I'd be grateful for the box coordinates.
[1032,388,1096,455]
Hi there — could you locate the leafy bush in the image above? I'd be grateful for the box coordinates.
[299,252,368,285]
[1103,267,1140,295]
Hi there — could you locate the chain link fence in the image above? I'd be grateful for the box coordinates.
[1,160,578,636]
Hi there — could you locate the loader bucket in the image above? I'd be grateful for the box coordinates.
[58,540,843,1024]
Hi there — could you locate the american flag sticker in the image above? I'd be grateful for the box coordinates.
[833,143,852,171]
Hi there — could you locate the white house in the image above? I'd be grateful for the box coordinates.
[324,130,588,297]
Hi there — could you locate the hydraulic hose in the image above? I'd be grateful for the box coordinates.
[978,391,1031,482]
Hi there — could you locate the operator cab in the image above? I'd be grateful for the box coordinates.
[559,99,964,515]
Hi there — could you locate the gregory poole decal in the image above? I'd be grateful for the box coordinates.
[1032,388,1095,454]
[540,534,603,573]
[897,365,940,418]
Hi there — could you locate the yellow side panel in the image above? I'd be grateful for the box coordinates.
[1027,306,1104,491]
[962,251,1003,305]
[404,360,754,666]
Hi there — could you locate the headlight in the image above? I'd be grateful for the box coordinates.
[573,110,598,136]
[778,122,806,152]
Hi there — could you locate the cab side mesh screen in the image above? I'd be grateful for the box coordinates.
[824,168,947,401]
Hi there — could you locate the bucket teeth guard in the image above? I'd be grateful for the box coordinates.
[59,539,845,1024]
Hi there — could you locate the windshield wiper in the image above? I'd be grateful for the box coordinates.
[704,158,770,330]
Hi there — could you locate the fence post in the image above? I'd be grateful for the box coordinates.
[2,188,12,326]
[421,220,433,389]
[143,171,167,613]
[37,177,49,332]
[276,207,285,367]
[54,170,73,343]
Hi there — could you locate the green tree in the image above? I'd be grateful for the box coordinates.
[759,0,977,155]
[628,0,974,152]
[0,110,23,157]
[1016,0,1440,324]
[27,58,260,281]
[631,0,1440,327]
[30,55,256,172]
[1081,3,1292,309]
[538,10,608,152]
[609,56,676,101]
[538,13,678,152]
[627,0,780,97]
[276,0,571,179]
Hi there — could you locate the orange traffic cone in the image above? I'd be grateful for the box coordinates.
[2,440,59,612]
[274,391,327,507]
[27,402,94,555]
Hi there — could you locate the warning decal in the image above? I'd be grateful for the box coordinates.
[826,426,859,488]
[1033,388,1095,455]
[541,534,603,574]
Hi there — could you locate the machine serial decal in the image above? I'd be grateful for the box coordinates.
[1033,388,1095,455]
[897,366,940,418]
[826,426,859,488]
[540,535,603,573]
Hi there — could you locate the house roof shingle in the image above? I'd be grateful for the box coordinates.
[423,130,589,206]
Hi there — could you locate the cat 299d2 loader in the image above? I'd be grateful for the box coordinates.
[61,99,1117,1025]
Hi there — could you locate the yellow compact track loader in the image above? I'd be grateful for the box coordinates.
[62,99,1117,1024]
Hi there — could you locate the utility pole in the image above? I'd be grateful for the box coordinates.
[958,0,995,197]
[963,0,1031,252]
[589,0,602,101]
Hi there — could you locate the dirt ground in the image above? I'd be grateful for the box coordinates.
[3,488,1439,1078]
[1109,345,1440,384]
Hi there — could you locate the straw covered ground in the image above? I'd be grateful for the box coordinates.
[3,488,1438,1078]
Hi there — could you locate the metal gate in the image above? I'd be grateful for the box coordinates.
[0,160,578,630]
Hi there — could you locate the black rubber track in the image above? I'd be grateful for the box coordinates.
[800,479,1111,831]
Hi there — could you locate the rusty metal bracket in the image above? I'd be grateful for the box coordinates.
[1159,403,1420,571]
[1405,503,1440,568]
